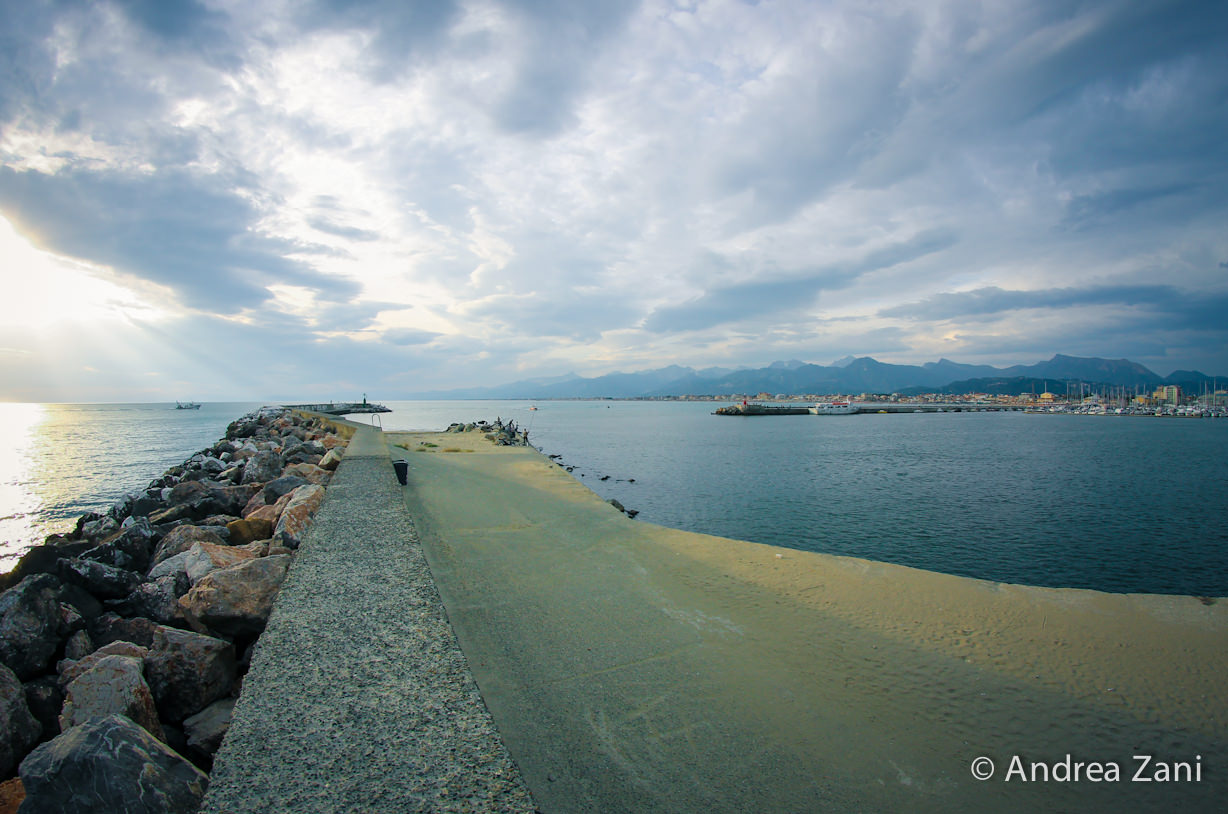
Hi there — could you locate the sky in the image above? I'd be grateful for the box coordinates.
[1,0,1226,402]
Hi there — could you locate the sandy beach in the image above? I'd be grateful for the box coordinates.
[392,428,1226,812]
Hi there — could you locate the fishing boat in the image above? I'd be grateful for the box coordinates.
[809,401,856,415]
[176,401,201,410]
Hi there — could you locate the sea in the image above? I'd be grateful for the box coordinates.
[2,400,1226,596]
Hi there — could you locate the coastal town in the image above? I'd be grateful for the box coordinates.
[662,383,1228,417]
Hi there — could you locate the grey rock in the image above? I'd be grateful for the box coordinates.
[144,626,236,723]
[183,698,235,756]
[59,654,164,742]
[148,550,190,581]
[0,662,40,776]
[19,713,208,814]
[261,475,308,505]
[79,517,156,573]
[107,577,187,626]
[62,630,93,661]
[88,613,158,649]
[0,575,62,680]
[240,450,283,485]
[56,558,142,600]
[57,640,151,688]
[23,676,63,744]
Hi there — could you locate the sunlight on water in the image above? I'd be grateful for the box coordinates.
[0,403,50,567]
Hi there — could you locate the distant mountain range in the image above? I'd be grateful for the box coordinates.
[412,354,1225,400]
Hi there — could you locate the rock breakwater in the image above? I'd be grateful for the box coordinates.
[0,407,345,812]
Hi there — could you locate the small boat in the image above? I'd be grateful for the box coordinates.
[809,401,857,415]
[176,401,201,410]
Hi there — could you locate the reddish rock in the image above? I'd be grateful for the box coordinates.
[282,462,331,484]
[243,491,293,524]
[184,542,256,586]
[0,777,25,814]
[59,654,164,742]
[178,555,292,638]
[235,540,270,557]
[144,626,236,723]
[273,484,326,548]
[225,517,271,546]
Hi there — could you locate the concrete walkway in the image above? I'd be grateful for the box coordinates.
[200,426,535,813]
[395,431,1226,814]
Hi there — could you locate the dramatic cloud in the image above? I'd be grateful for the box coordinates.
[1,0,1226,401]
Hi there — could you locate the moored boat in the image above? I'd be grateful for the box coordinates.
[809,401,856,415]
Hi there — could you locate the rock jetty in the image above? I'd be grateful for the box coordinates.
[444,417,531,446]
[0,407,347,812]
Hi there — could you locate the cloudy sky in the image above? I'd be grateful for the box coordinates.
[1,0,1226,401]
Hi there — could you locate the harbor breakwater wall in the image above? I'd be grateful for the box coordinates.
[0,407,348,811]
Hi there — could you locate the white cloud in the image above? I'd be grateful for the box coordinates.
[0,0,1225,399]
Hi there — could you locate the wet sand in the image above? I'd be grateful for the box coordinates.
[392,429,1227,812]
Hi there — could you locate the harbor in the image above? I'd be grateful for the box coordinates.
[714,401,1027,416]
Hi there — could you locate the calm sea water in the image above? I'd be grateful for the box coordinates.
[0,402,263,568]
[3,400,1226,595]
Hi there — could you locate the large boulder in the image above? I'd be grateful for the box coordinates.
[240,450,283,485]
[151,526,226,567]
[18,714,208,813]
[59,654,164,742]
[0,663,40,777]
[0,575,62,680]
[224,517,271,547]
[281,462,331,485]
[56,559,142,600]
[106,577,187,627]
[273,484,326,549]
[260,475,308,504]
[243,491,293,525]
[318,447,344,471]
[144,627,236,723]
[57,641,150,688]
[79,518,157,574]
[183,542,255,586]
[178,555,292,638]
[88,613,158,650]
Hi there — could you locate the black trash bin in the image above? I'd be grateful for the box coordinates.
[392,459,409,485]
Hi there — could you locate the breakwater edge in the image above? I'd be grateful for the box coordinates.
[0,407,348,811]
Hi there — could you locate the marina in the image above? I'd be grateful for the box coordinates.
[713,401,1026,416]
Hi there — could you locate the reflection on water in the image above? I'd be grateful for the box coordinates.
[0,402,264,569]
[0,404,47,567]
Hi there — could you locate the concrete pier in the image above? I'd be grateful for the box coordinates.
[199,426,535,813]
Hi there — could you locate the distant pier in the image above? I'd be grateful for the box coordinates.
[288,397,391,416]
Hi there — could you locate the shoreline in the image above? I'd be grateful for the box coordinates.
[394,426,1227,811]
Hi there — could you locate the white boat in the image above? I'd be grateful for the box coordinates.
[176,401,201,410]
[809,401,857,415]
